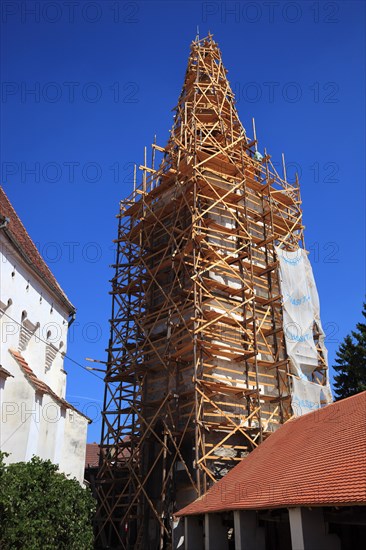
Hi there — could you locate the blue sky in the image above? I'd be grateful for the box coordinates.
[1,0,365,442]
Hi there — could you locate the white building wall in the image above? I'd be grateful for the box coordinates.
[0,234,68,395]
[0,232,88,483]
[61,409,89,482]
[25,393,42,461]
[0,357,35,463]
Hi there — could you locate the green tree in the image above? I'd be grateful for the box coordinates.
[0,453,95,550]
[333,302,366,400]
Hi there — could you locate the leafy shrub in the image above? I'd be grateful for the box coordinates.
[0,453,95,549]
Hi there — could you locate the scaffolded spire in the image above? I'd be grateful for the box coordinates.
[95,35,329,549]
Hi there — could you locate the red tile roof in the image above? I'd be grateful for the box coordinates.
[177,391,366,516]
[0,186,74,313]
[85,438,131,469]
[9,349,91,423]
[85,443,100,468]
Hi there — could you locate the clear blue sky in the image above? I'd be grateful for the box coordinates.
[1,1,365,442]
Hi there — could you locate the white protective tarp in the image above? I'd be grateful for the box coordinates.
[275,247,332,416]
[291,377,332,416]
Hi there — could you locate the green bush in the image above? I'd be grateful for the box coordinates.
[0,453,95,550]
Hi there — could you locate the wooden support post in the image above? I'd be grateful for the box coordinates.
[252,117,258,152]
[234,510,265,550]
[289,508,341,550]
[184,516,204,550]
[205,513,228,550]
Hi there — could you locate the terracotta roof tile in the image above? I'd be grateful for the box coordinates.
[177,391,366,516]
[9,349,91,423]
[0,186,74,313]
[85,437,131,469]
[85,443,100,468]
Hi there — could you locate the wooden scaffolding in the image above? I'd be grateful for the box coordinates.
[95,34,329,549]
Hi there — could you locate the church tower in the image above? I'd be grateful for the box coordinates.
[95,34,330,549]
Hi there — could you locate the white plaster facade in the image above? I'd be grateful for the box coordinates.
[0,201,89,483]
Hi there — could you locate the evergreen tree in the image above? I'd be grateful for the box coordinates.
[333,302,366,400]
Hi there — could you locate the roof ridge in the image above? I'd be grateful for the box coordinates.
[0,185,74,312]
